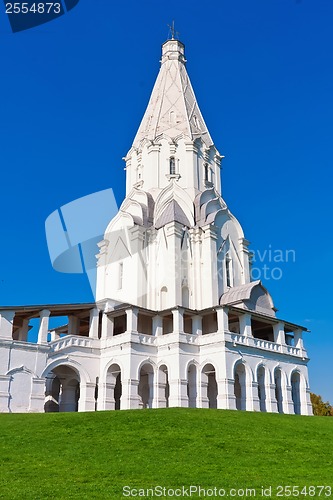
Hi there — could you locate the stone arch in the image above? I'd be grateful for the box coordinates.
[156,363,169,408]
[44,375,61,413]
[273,366,287,414]
[256,363,267,412]
[46,365,80,412]
[201,363,217,409]
[187,363,197,408]
[42,358,91,413]
[138,362,155,409]
[105,363,122,410]
[233,359,251,411]
[290,370,302,415]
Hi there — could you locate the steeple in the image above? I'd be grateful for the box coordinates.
[124,36,222,198]
[132,38,213,148]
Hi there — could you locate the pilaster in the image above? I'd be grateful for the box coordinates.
[78,382,96,412]
[0,375,10,413]
[29,378,46,413]
[168,378,188,408]
[121,378,140,410]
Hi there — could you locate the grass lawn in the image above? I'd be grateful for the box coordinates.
[0,408,332,499]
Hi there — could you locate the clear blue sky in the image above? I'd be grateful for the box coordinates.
[0,0,332,402]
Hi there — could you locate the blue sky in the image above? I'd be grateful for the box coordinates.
[0,0,332,402]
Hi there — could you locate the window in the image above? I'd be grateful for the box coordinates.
[169,157,176,175]
[226,255,233,288]
[204,163,209,182]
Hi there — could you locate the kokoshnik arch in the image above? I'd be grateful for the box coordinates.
[0,36,312,415]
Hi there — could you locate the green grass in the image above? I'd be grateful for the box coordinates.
[0,409,332,499]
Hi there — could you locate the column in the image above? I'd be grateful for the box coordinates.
[239,313,252,337]
[29,378,46,413]
[152,315,163,336]
[68,316,80,335]
[294,328,304,349]
[273,322,285,345]
[0,310,15,340]
[37,309,50,344]
[172,308,184,334]
[97,381,115,411]
[101,313,114,339]
[89,308,99,339]
[50,330,60,342]
[78,382,96,412]
[217,307,228,333]
[192,315,202,336]
[17,318,30,342]
[126,308,138,333]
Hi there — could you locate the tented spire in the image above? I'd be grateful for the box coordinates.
[132,38,213,148]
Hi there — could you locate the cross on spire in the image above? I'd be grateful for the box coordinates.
[167,20,180,40]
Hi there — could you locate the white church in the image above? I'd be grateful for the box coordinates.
[0,36,313,415]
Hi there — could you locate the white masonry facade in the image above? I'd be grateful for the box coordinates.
[0,38,313,415]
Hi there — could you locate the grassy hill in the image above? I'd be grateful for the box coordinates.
[1,408,332,499]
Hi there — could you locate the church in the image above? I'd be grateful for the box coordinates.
[0,36,313,415]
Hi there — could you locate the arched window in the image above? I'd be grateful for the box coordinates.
[160,286,168,309]
[169,157,176,175]
[226,254,233,288]
[204,163,209,182]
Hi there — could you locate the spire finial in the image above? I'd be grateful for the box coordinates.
[167,20,180,40]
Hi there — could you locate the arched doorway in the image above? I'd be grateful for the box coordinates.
[105,363,122,410]
[257,366,266,412]
[202,364,217,409]
[234,362,246,410]
[291,371,301,415]
[138,363,154,408]
[187,364,197,408]
[45,365,80,412]
[274,368,283,414]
